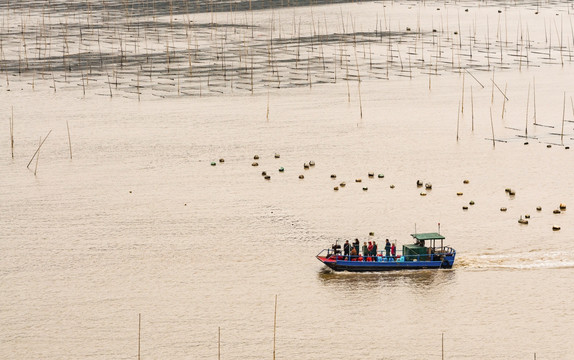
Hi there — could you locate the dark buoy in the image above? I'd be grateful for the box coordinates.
[378,174,384,178]
[457,192,463,196]
[340,182,346,187]
[469,200,475,205]
[369,232,374,236]
[252,162,259,166]
[274,153,280,158]
[355,178,362,183]
[368,172,374,178]
[299,175,304,179]
[330,174,337,179]
[211,162,216,166]
[462,206,468,210]
[362,187,368,191]
[262,171,267,176]
[254,155,259,160]
[500,207,507,212]
[219,158,225,163]
[279,167,284,172]
[264,175,271,180]
[416,180,423,187]
[524,142,529,145]
[463,179,469,184]
[334,186,339,191]
[390,185,395,189]
[303,163,309,169]
[536,206,542,211]
[309,160,315,166]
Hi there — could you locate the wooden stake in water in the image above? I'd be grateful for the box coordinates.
[471,86,474,131]
[490,107,496,148]
[273,294,277,360]
[456,101,460,141]
[218,326,221,360]
[10,106,14,159]
[442,332,444,360]
[533,77,537,125]
[138,313,141,360]
[525,83,530,137]
[27,130,52,169]
[34,136,41,176]
[561,92,566,145]
[64,120,72,159]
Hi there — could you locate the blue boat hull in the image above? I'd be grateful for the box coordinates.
[317,256,455,272]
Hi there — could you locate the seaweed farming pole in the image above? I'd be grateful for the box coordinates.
[490,107,496,148]
[533,77,537,125]
[525,83,530,137]
[66,120,72,159]
[27,130,52,169]
[465,70,484,88]
[273,294,278,360]
[10,106,14,159]
[138,313,141,360]
[561,91,566,145]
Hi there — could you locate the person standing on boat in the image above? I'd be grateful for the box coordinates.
[367,241,373,260]
[385,239,391,259]
[391,242,396,258]
[353,239,360,256]
[372,241,378,258]
[343,240,351,258]
[362,242,369,261]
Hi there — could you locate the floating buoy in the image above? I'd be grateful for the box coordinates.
[211,162,216,166]
[559,203,566,210]
[420,192,427,196]
[536,206,542,211]
[524,214,530,219]
[309,161,315,166]
[278,167,284,172]
[274,153,280,158]
[355,179,362,183]
[462,206,468,210]
[330,174,337,179]
[552,226,561,231]
[254,155,259,160]
[362,187,368,191]
[498,9,502,13]
[252,162,259,166]
[547,144,552,148]
[425,183,432,189]
[518,217,528,225]
[500,207,507,212]
[553,209,561,214]
[264,175,271,180]
[261,171,267,176]
[469,200,475,205]
[457,192,463,196]
[416,180,423,187]
[508,190,516,196]
[378,174,384,178]
[129,191,132,193]
[219,158,225,163]
[454,31,458,35]
[433,29,437,32]
[368,172,374,178]
[566,146,570,150]
[340,182,346,187]
[299,175,304,179]
[369,232,374,236]
[303,163,309,169]
[334,186,339,191]
[505,188,511,193]
[406,27,411,31]
[390,185,395,189]
[463,179,469,184]
[524,142,529,145]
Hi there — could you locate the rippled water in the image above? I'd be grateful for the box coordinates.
[2,1,574,359]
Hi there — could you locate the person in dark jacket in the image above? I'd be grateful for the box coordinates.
[362,242,369,260]
[385,239,391,259]
[372,241,378,258]
[353,239,360,256]
[343,240,350,258]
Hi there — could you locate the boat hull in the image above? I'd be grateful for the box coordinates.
[316,256,455,272]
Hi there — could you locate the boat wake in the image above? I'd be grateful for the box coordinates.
[457,251,574,270]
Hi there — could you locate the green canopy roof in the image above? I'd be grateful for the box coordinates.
[410,232,445,241]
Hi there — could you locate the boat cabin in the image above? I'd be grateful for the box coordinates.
[403,232,445,261]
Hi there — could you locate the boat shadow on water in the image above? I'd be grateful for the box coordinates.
[317,268,456,289]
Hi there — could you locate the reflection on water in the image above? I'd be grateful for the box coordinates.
[317,268,456,289]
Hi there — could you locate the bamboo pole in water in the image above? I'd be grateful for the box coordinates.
[525,83,530,137]
[138,313,141,360]
[66,120,72,159]
[471,86,474,131]
[10,106,14,159]
[490,107,496,148]
[273,294,277,360]
[533,77,537,125]
[561,92,566,145]
[27,130,52,168]
[218,326,221,360]
[34,136,41,176]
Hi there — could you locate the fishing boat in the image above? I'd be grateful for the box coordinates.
[316,232,456,272]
